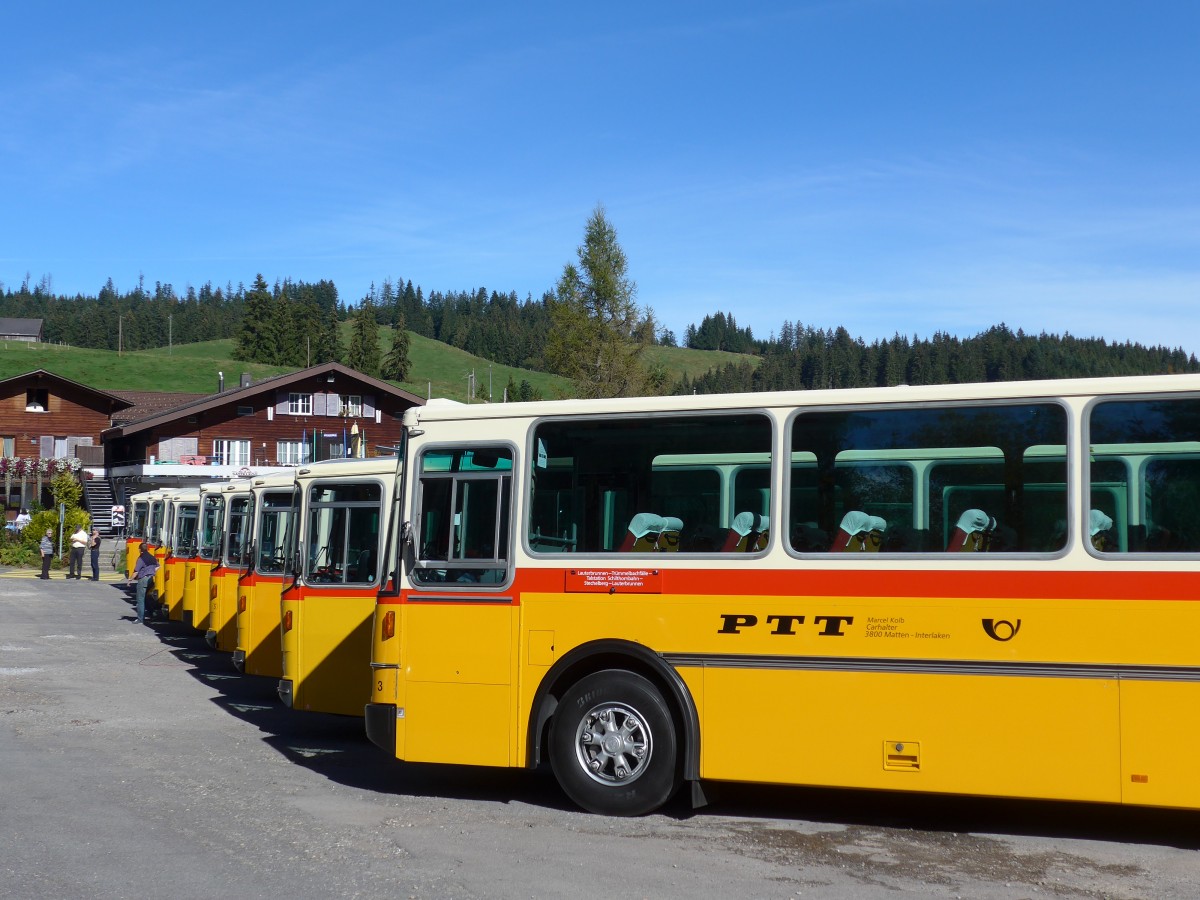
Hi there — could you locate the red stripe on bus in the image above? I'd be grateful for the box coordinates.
[377,567,1199,604]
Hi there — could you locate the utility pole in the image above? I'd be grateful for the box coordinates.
[168,314,172,354]
[118,316,123,356]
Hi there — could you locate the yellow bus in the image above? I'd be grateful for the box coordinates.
[233,473,297,678]
[161,489,200,622]
[144,490,171,601]
[207,481,253,653]
[366,375,1200,815]
[125,491,151,578]
[278,456,398,716]
[184,482,226,633]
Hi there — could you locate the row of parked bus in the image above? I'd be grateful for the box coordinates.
[121,373,1200,817]
[125,456,395,718]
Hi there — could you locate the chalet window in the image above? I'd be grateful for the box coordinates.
[288,393,312,415]
[237,405,255,416]
[1,436,13,457]
[213,439,251,467]
[339,394,362,418]
[277,441,311,466]
[25,389,48,412]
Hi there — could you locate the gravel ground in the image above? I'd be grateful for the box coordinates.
[1,574,1197,900]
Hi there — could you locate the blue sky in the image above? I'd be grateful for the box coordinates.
[3,2,1198,354]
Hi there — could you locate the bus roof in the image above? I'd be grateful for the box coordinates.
[407,373,1200,426]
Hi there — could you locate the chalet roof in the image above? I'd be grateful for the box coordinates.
[103,361,424,438]
[0,317,43,337]
[0,368,134,412]
[109,391,210,425]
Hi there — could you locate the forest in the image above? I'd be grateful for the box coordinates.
[2,273,1196,395]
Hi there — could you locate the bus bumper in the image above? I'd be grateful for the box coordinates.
[277,678,293,708]
[232,650,245,673]
[365,703,397,754]
[204,629,217,649]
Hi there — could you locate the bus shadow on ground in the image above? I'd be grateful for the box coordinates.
[142,614,573,812]
[694,780,1200,851]
[138,616,1200,839]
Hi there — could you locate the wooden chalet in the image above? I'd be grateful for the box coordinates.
[0,369,134,517]
[0,368,133,464]
[103,362,424,474]
[2,362,424,531]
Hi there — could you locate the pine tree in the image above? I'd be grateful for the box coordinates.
[346,299,381,376]
[544,205,652,398]
[381,315,412,382]
[233,274,276,363]
[314,304,343,364]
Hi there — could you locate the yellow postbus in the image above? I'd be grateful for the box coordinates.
[207,481,253,653]
[366,375,1200,815]
[125,491,151,577]
[184,482,226,633]
[145,490,171,601]
[278,456,398,716]
[161,489,199,622]
[233,473,297,678]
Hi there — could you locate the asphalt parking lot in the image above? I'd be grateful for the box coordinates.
[1,571,1197,900]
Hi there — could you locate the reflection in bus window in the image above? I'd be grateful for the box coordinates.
[130,501,149,539]
[305,481,381,585]
[198,495,225,560]
[528,414,773,554]
[225,496,254,568]
[413,447,511,585]
[1089,397,1200,553]
[789,403,1068,553]
[176,503,199,556]
[257,491,296,574]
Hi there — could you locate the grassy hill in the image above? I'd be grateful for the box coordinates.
[0,329,755,402]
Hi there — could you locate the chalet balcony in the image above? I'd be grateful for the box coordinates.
[107,455,296,481]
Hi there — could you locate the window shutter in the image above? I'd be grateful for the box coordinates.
[313,393,327,415]
[327,392,340,416]
[363,395,375,416]
[40,436,53,458]
[276,392,289,415]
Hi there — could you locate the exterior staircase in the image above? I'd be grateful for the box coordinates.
[84,477,118,535]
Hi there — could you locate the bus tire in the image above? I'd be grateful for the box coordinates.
[549,669,680,816]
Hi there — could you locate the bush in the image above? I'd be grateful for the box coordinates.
[19,508,91,567]
[0,544,38,567]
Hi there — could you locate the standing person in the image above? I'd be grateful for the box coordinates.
[89,528,102,581]
[127,543,159,624]
[14,508,31,530]
[69,525,89,579]
[39,529,54,579]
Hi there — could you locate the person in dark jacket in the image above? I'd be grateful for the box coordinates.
[127,543,159,623]
[89,529,102,581]
[39,529,54,579]
[39,532,56,580]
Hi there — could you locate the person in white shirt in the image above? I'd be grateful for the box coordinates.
[68,525,89,579]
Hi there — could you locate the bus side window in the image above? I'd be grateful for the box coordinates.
[1089,397,1200,555]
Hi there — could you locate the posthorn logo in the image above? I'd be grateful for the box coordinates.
[981,618,1021,641]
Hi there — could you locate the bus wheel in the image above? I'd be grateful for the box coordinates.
[549,670,680,816]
